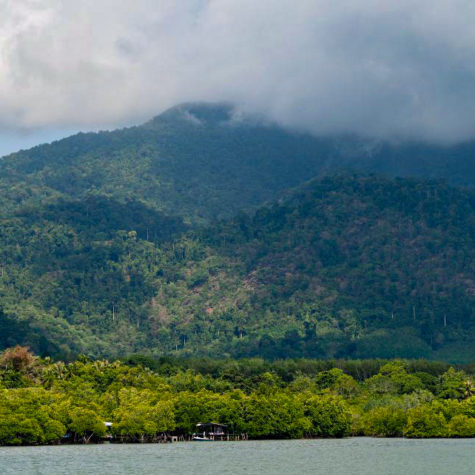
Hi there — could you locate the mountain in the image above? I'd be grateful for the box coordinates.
[2,102,475,226]
[0,103,334,225]
[0,103,474,361]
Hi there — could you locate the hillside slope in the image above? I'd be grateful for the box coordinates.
[149,175,475,362]
[0,174,472,361]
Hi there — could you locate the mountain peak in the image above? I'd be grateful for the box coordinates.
[149,102,240,127]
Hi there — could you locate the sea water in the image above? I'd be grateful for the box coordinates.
[0,437,474,475]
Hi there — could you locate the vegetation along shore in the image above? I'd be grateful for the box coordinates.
[0,346,474,446]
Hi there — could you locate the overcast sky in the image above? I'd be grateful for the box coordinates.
[2,0,475,155]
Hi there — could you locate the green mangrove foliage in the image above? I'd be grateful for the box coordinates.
[0,347,473,445]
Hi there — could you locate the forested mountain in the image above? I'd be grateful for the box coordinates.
[0,103,474,361]
[0,170,473,361]
[2,102,475,226]
[0,103,333,224]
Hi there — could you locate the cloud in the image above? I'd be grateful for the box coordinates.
[2,0,475,142]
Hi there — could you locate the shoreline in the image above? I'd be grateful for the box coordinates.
[2,435,474,448]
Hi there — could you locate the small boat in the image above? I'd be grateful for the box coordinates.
[192,436,213,441]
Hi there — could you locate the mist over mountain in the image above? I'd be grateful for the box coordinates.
[5,2,475,145]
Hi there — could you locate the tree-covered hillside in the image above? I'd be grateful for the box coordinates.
[2,103,475,226]
[0,196,185,357]
[0,173,472,361]
[148,175,474,362]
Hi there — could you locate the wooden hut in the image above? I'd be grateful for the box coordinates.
[194,422,228,441]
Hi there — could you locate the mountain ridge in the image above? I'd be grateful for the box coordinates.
[2,102,475,223]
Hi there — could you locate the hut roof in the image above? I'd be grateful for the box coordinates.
[196,422,228,428]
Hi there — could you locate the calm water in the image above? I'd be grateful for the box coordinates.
[0,438,474,475]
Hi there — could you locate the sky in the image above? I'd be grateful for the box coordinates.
[2,0,475,156]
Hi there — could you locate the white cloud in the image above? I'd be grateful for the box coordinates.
[2,0,475,142]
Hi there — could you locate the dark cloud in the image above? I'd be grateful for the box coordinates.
[2,1,475,143]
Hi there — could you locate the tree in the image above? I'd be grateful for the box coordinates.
[365,361,423,395]
[438,368,472,400]
[447,414,475,437]
[0,346,36,373]
[362,406,407,437]
[68,408,106,443]
[404,406,446,438]
[112,388,175,442]
[304,395,351,437]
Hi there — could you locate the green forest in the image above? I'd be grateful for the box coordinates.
[0,174,473,361]
[153,175,475,361]
[0,346,474,445]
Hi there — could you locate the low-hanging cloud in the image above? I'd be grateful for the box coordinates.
[2,0,475,143]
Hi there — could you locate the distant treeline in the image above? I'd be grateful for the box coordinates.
[122,354,475,382]
[0,346,474,446]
